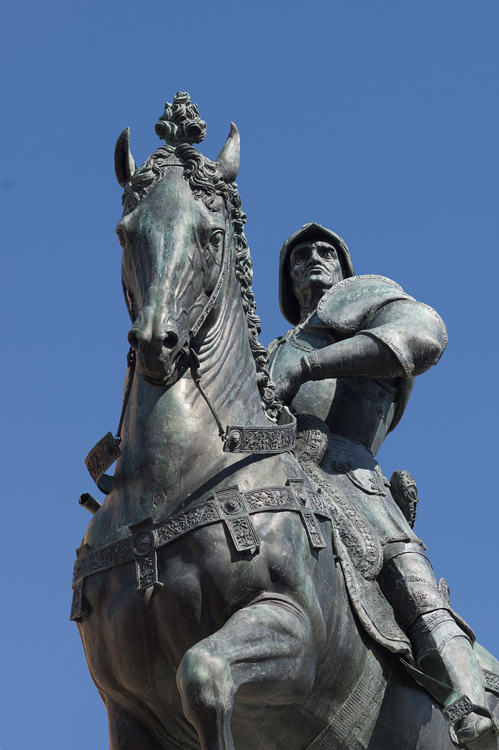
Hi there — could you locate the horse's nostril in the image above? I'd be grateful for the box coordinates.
[128,329,139,349]
[163,331,179,350]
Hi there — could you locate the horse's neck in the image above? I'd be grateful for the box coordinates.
[112,275,267,525]
[196,276,267,427]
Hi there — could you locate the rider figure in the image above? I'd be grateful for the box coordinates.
[268,223,495,750]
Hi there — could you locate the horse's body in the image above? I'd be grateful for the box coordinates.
[74,117,494,749]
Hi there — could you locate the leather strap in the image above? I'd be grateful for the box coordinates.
[71,482,330,621]
[85,222,295,493]
[224,407,296,454]
[443,695,498,747]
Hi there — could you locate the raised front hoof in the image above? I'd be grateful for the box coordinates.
[455,714,498,750]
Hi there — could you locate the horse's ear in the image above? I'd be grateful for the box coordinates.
[216,122,240,183]
[115,127,136,187]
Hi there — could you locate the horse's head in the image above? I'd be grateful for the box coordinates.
[114,102,240,387]
[113,93,280,424]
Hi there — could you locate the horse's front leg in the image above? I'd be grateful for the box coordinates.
[105,697,165,750]
[176,595,324,750]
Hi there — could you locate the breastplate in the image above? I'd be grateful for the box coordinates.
[292,376,397,456]
[270,329,398,457]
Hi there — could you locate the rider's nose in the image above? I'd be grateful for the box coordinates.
[307,247,320,264]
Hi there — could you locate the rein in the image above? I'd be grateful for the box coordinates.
[121,213,232,440]
[84,209,296,498]
[183,213,232,440]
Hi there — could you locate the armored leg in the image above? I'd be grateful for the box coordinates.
[379,542,496,749]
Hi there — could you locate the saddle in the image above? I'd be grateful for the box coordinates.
[294,412,415,657]
[294,413,499,725]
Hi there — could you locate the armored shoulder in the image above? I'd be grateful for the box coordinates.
[315,275,448,376]
[267,336,284,357]
[316,275,411,331]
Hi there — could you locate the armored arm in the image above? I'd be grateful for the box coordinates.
[300,333,405,381]
[277,276,447,397]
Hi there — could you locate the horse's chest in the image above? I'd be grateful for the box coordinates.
[80,559,201,669]
[78,524,267,677]
[80,513,312,661]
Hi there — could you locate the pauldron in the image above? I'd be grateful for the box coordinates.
[314,275,448,377]
[316,275,411,332]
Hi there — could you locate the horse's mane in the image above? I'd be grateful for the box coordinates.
[122,145,281,423]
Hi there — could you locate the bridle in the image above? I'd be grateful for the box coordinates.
[119,208,232,441]
[84,176,296,498]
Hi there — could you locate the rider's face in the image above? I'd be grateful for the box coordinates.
[289,241,342,299]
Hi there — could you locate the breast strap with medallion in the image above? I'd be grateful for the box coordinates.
[71,479,333,622]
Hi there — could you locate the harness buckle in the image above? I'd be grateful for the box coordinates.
[287,479,326,550]
[129,518,161,590]
[213,486,260,552]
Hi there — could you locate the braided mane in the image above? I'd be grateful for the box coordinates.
[121,145,281,423]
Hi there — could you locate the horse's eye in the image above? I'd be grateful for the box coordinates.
[209,231,224,249]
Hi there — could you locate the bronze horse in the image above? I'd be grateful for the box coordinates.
[73,100,499,750]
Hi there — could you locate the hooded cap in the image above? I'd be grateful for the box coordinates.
[279,223,354,325]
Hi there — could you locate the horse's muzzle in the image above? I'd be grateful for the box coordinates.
[135,352,181,387]
[128,325,179,353]
[129,330,187,388]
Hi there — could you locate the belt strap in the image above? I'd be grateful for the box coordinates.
[71,482,330,621]
[85,409,296,493]
[484,669,499,697]
[224,408,296,454]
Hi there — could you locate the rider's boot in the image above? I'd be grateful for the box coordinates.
[379,545,496,750]
[409,610,496,750]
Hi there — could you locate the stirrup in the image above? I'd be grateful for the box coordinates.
[443,695,498,749]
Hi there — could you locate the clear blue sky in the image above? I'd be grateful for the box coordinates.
[1,2,498,747]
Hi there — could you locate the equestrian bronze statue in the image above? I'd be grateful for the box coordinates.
[73,92,499,750]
